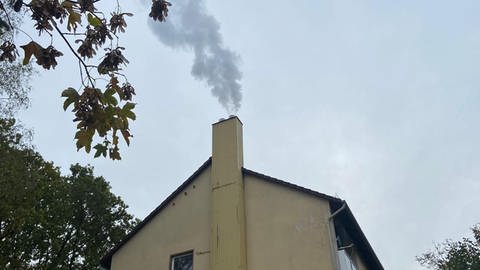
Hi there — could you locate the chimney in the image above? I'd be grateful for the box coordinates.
[211,116,247,270]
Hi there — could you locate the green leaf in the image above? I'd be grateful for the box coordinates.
[124,110,136,120]
[94,88,104,99]
[104,87,116,97]
[121,102,136,120]
[104,94,118,106]
[112,118,125,130]
[63,98,75,111]
[61,88,79,110]
[122,102,135,112]
[87,13,102,27]
[61,87,79,98]
[93,144,107,158]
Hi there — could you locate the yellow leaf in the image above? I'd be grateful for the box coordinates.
[87,13,102,27]
[112,134,118,146]
[75,129,94,152]
[67,11,82,31]
[62,1,73,8]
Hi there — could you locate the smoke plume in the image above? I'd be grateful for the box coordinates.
[147,0,242,113]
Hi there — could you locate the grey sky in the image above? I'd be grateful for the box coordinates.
[17,0,480,269]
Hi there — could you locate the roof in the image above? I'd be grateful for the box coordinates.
[242,168,384,270]
[99,158,212,269]
[100,158,383,270]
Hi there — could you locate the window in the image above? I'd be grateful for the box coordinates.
[334,221,358,270]
[338,249,358,270]
[171,251,193,270]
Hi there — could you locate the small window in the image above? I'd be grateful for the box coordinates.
[171,251,193,270]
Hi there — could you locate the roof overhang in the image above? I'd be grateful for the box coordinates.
[100,159,383,270]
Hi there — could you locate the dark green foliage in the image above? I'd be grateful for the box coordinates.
[417,224,480,270]
[0,118,139,269]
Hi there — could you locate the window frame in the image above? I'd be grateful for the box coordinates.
[169,250,194,270]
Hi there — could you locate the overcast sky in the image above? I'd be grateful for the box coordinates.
[17,0,480,269]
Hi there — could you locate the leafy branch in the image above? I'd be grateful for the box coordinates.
[0,0,172,160]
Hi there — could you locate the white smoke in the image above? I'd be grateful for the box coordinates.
[147,0,242,113]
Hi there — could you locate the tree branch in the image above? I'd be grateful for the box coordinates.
[61,32,85,36]
[50,225,75,268]
[50,20,95,87]
[0,1,14,31]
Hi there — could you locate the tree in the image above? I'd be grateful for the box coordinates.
[0,0,172,159]
[0,119,41,269]
[0,62,33,117]
[417,224,480,270]
[0,3,33,117]
[0,118,139,269]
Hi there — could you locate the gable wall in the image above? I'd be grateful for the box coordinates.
[110,168,212,270]
[244,175,336,270]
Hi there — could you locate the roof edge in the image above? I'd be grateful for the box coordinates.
[242,168,343,203]
[340,203,384,270]
[242,167,383,270]
[99,157,212,269]
[100,163,383,270]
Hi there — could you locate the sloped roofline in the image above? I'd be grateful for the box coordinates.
[99,158,212,269]
[100,158,383,270]
[242,168,384,270]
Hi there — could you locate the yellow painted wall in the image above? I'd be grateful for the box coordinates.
[244,175,336,270]
[110,168,211,270]
[211,117,247,270]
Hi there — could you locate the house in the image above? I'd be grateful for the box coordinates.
[100,116,384,270]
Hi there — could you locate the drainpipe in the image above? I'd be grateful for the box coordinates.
[328,202,347,270]
[329,203,346,220]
